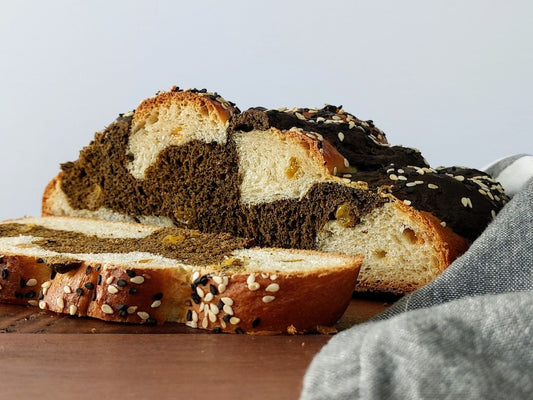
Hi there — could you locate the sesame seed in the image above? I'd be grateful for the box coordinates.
[230,317,240,325]
[262,296,276,303]
[76,288,84,296]
[56,298,64,310]
[248,282,260,291]
[196,286,205,298]
[129,287,137,295]
[338,132,345,142]
[185,321,198,329]
[398,169,405,174]
[414,180,424,185]
[127,306,138,314]
[461,197,473,208]
[84,282,95,290]
[428,184,439,189]
[202,317,208,329]
[252,318,261,328]
[406,182,417,187]
[85,266,92,275]
[246,274,256,285]
[265,283,280,293]
[403,200,412,206]
[270,275,277,281]
[221,297,233,306]
[27,300,38,307]
[137,311,150,320]
[97,275,102,285]
[108,285,119,294]
[491,210,496,219]
[41,281,51,289]
[212,276,223,284]
[389,174,398,181]
[204,293,214,302]
[39,300,47,309]
[398,175,407,181]
[192,271,200,282]
[455,175,465,182]
[478,189,487,196]
[440,221,447,227]
[19,278,26,288]
[101,304,114,314]
[69,305,78,315]
[348,121,356,129]
[222,276,229,286]
[153,292,163,301]
[208,310,217,323]
[106,277,114,285]
[199,302,205,312]
[218,284,226,294]
[151,300,162,308]
[333,167,338,176]
[116,279,127,287]
[24,290,36,298]
[344,158,350,168]
[130,276,145,284]
[63,286,72,294]
[223,304,234,315]
[26,278,37,287]
[295,112,306,120]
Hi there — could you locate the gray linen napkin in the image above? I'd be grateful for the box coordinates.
[300,155,533,400]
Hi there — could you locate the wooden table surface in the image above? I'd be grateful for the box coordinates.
[0,297,393,400]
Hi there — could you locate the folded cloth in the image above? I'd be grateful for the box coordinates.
[300,155,533,400]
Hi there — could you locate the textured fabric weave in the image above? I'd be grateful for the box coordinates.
[300,155,533,400]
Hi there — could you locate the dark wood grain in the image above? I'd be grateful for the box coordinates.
[0,298,392,400]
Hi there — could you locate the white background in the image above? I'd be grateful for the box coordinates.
[1,0,532,220]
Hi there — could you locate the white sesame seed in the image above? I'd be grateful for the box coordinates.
[218,284,226,294]
[26,278,37,287]
[428,184,439,189]
[196,286,205,298]
[348,121,356,129]
[204,292,214,302]
[39,300,47,309]
[344,158,350,168]
[295,112,306,120]
[387,168,395,174]
[186,321,198,329]
[333,167,338,176]
[106,277,114,285]
[417,169,425,175]
[338,132,345,142]
[41,281,51,289]
[246,274,256,285]
[230,317,241,325]
[127,306,138,314]
[406,182,417,187]
[130,276,145,284]
[223,304,234,315]
[261,273,269,279]
[491,210,496,219]
[415,180,424,185]
[316,133,324,141]
[192,271,200,282]
[69,305,78,315]
[221,297,233,306]
[389,174,398,181]
[210,303,219,315]
[212,275,223,284]
[28,300,38,307]
[461,197,473,208]
[63,286,72,294]
[248,282,260,291]
[208,310,217,323]
[151,300,162,308]
[478,189,487,196]
[270,275,277,281]
[222,276,229,286]
[265,283,280,293]
[199,302,205,312]
[137,311,150,320]
[108,285,119,294]
[192,310,198,322]
[101,304,114,314]
[440,221,447,227]
[397,169,405,174]
[220,318,227,329]
[56,298,64,310]
[42,287,48,296]
[262,296,276,303]
[202,317,208,329]
[403,200,412,206]
[398,175,407,181]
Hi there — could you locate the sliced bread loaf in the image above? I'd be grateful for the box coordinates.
[0,216,361,334]
[42,87,508,294]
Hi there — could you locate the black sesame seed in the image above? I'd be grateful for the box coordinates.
[76,288,84,296]
[152,292,163,301]
[128,287,137,295]
[19,278,26,288]
[14,291,23,299]
[116,304,127,311]
[1,269,8,280]
[223,314,231,323]
[50,270,57,280]
[209,284,218,296]
[85,266,92,275]
[119,309,128,317]
[92,290,97,301]
[146,318,157,325]
[125,269,136,278]
[116,279,127,287]
[95,265,101,272]
[194,275,208,286]
[252,318,261,328]
[213,327,222,334]
[84,282,95,290]
[235,328,245,334]
[217,299,224,310]
[191,292,201,304]
[186,309,192,321]
[97,275,102,285]
[25,290,36,298]
[0,255,4,264]
[38,291,44,300]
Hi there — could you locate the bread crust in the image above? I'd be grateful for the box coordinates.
[0,218,361,334]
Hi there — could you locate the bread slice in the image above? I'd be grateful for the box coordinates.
[42,87,508,294]
[0,216,361,334]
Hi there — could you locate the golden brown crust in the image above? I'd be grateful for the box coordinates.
[41,173,61,216]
